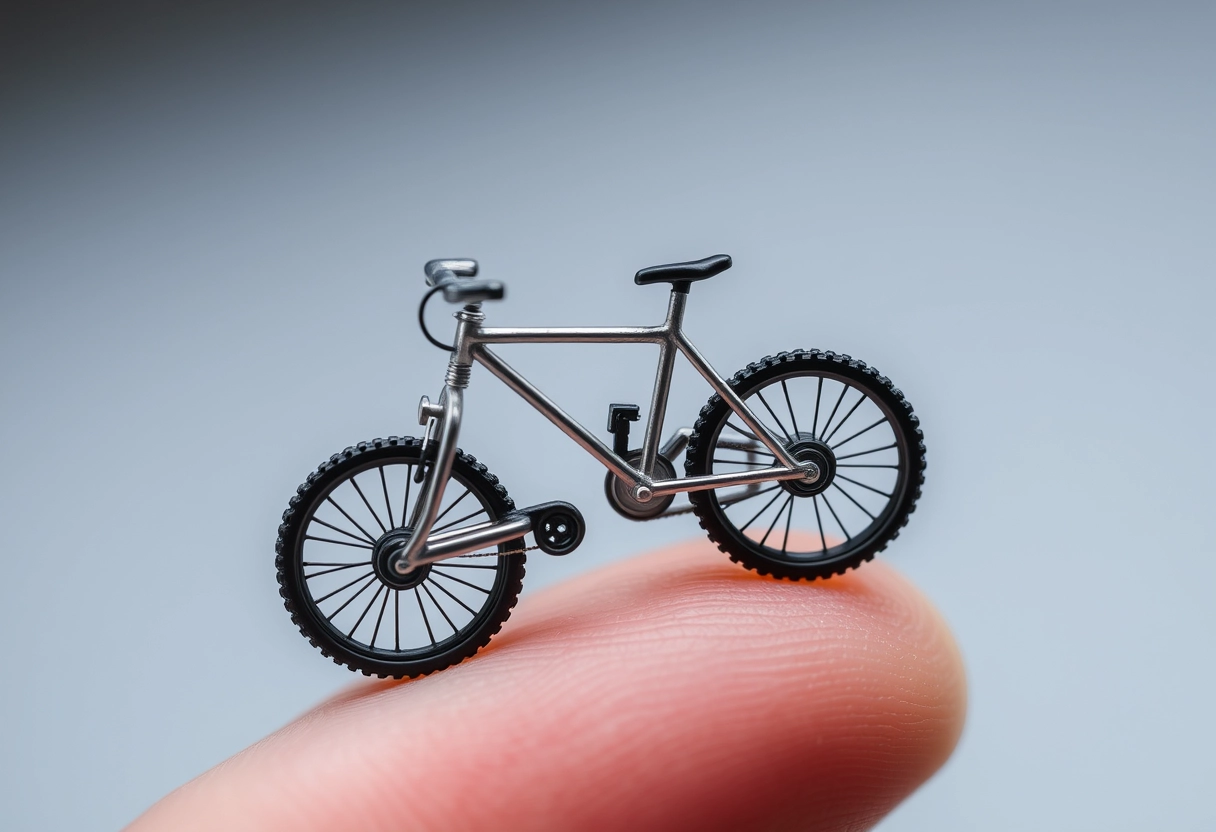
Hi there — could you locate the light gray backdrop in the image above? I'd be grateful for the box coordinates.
[2,1,1213,829]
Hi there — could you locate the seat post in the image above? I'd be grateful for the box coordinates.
[664,285,689,331]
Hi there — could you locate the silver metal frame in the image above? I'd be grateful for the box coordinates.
[397,287,819,570]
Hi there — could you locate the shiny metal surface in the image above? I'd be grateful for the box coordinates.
[400,385,462,568]
[638,291,685,475]
[674,330,803,470]
[647,465,809,497]
[401,283,819,572]
[416,395,443,425]
[473,325,665,345]
[402,514,534,568]
[475,346,639,483]
[658,426,693,460]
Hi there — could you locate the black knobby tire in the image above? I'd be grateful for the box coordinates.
[276,436,525,678]
[685,350,925,580]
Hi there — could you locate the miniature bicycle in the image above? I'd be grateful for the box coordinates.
[276,255,925,677]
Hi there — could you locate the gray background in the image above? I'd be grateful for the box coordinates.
[2,1,1213,829]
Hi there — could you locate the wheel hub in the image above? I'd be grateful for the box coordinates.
[782,433,836,497]
[373,528,430,589]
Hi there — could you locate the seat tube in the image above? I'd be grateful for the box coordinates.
[639,290,686,475]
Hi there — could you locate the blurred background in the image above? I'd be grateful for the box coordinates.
[2,1,1213,829]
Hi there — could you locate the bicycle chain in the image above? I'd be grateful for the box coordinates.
[453,498,700,559]
[455,543,542,559]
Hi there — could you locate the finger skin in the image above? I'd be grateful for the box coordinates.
[128,541,966,832]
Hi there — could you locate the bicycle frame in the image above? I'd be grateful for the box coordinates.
[399,288,818,570]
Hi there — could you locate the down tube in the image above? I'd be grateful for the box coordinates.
[473,346,639,484]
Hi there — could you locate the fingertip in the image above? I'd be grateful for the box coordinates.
[130,540,966,832]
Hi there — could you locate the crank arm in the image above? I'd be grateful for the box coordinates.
[658,427,694,460]
[394,501,585,572]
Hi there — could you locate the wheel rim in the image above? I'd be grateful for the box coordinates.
[293,458,511,660]
[704,368,910,564]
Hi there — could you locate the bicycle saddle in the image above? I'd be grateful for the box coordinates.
[634,254,732,290]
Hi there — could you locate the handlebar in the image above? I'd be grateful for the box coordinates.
[424,258,478,286]
[423,258,505,304]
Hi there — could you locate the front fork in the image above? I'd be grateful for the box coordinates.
[395,383,465,573]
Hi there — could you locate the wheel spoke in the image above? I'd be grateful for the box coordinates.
[326,497,378,544]
[432,506,489,534]
[831,417,888,451]
[838,464,899,469]
[760,496,792,546]
[415,588,436,646]
[436,562,500,570]
[719,484,781,507]
[325,574,378,620]
[811,376,823,437]
[310,516,375,546]
[781,495,794,555]
[831,482,876,520]
[821,493,851,541]
[781,380,801,436]
[431,488,472,527]
[428,576,478,616]
[755,390,791,440]
[724,422,760,442]
[835,473,893,499]
[351,476,387,534]
[370,587,391,648]
[822,393,866,444]
[311,570,374,604]
[813,496,828,554]
[304,535,373,550]
[394,590,400,651]
[305,561,372,579]
[818,383,850,442]
[400,465,413,529]
[738,488,785,532]
[430,567,492,594]
[421,583,459,634]
[379,466,395,529]
[347,584,384,638]
[835,443,897,461]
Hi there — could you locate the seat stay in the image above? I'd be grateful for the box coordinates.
[673,330,801,470]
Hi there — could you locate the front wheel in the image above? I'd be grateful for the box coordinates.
[275,437,525,678]
[685,350,925,580]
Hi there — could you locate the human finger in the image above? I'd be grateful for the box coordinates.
[128,539,965,831]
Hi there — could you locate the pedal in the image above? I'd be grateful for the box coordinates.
[607,403,641,455]
[519,501,586,556]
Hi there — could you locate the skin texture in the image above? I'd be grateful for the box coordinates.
[128,539,966,831]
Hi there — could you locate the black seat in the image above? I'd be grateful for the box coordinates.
[634,254,732,291]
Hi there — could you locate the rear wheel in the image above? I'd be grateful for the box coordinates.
[685,350,925,580]
[276,437,525,678]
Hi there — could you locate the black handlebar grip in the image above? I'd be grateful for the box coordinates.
[443,279,505,304]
